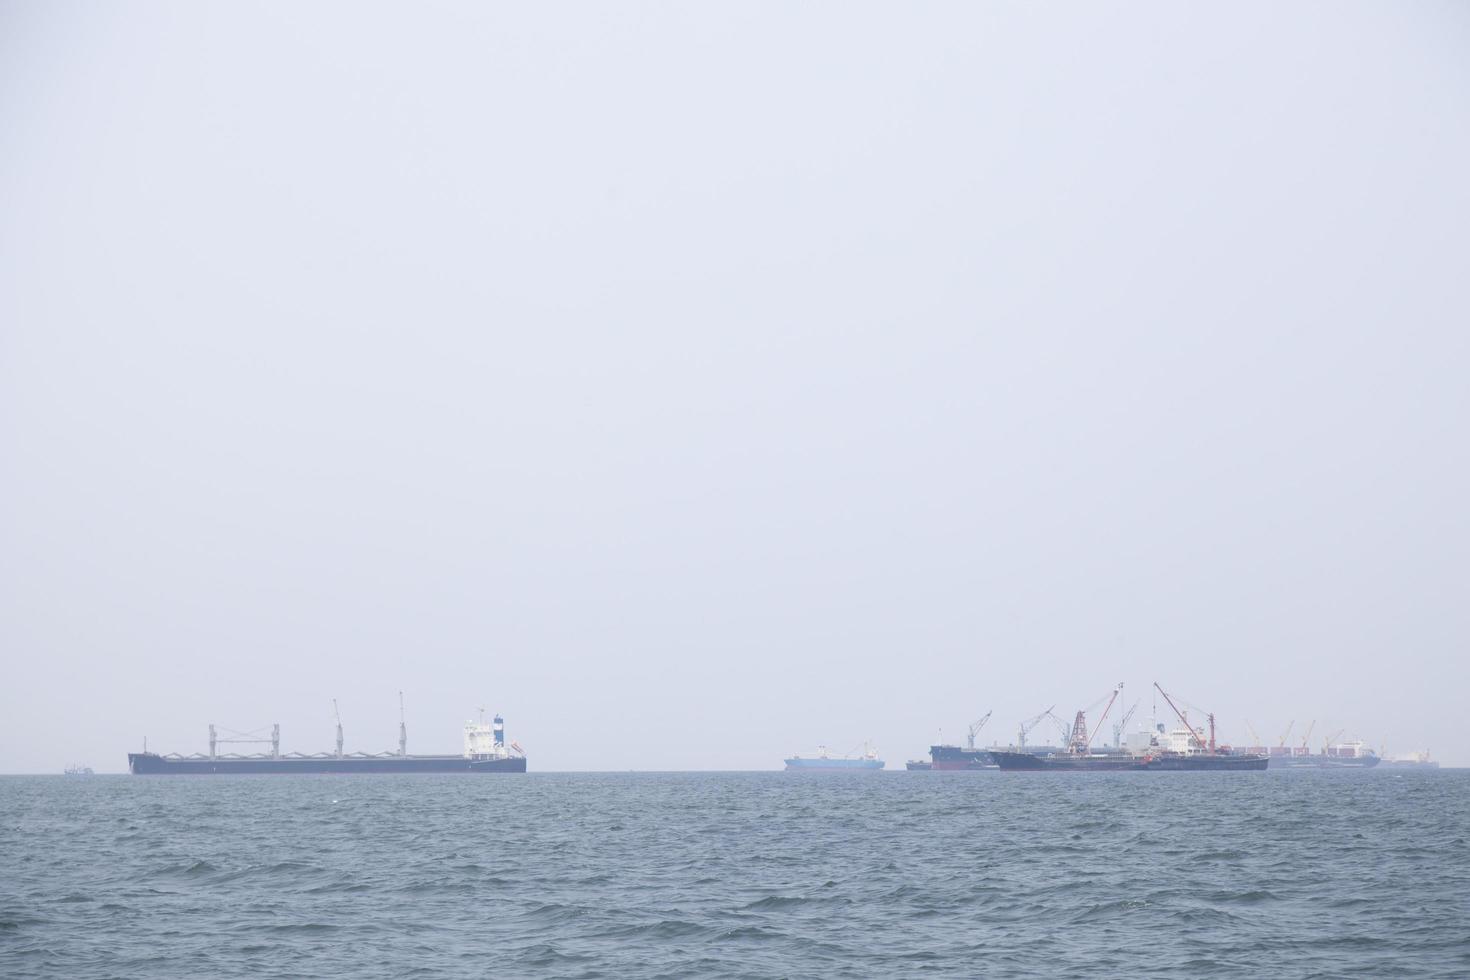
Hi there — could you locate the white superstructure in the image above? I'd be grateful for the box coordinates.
[1124,721,1209,756]
[463,712,513,760]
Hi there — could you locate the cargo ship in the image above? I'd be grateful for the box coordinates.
[784,744,884,771]
[990,683,1268,772]
[929,743,997,770]
[1268,738,1380,770]
[926,707,1071,769]
[1378,751,1439,771]
[128,703,527,774]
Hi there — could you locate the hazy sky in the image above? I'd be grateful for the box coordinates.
[2,2,1467,772]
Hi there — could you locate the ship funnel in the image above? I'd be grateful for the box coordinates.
[493,714,505,748]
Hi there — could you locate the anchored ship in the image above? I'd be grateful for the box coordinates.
[128,698,527,774]
[1379,751,1439,771]
[1268,738,1380,770]
[784,743,884,771]
[990,683,1269,772]
[926,707,1071,770]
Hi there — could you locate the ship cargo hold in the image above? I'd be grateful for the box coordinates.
[128,703,527,774]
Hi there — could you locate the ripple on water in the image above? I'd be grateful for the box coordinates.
[1,771,1467,978]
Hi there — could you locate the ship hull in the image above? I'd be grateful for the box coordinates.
[990,750,1268,772]
[128,753,526,774]
[1268,755,1380,770]
[929,745,994,770]
[783,758,884,771]
[927,744,1068,770]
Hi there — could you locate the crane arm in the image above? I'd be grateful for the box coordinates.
[966,710,993,750]
[1153,682,1206,750]
[1082,684,1123,752]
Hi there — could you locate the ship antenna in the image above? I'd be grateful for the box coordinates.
[398,691,407,758]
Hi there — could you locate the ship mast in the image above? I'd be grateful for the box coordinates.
[398,691,407,758]
[333,699,344,759]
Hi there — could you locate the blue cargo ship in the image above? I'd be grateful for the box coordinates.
[784,744,884,771]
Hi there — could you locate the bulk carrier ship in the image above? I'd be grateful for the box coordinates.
[1268,738,1380,770]
[989,683,1269,772]
[128,700,527,774]
[924,708,1067,770]
[784,743,884,771]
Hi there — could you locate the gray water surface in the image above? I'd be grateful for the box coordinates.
[2,771,1467,978]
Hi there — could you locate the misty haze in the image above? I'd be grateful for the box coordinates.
[2,2,1468,978]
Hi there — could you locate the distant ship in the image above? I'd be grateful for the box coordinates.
[905,759,933,771]
[924,708,1066,770]
[928,744,1070,769]
[1378,751,1439,771]
[784,744,884,771]
[1268,739,1380,770]
[929,710,999,770]
[990,683,1268,772]
[128,701,527,774]
[63,764,94,776]
[929,744,997,770]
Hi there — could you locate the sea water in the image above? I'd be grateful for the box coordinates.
[1,771,1466,978]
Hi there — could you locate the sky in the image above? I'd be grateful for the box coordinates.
[1,1,1467,772]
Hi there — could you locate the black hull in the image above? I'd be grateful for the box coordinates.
[128,753,526,774]
[990,750,1268,772]
[929,745,994,770]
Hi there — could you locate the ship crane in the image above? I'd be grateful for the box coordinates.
[1112,701,1140,748]
[1278,721,1294,748]
[1046,710,1072,744]
[1298,720,1316,755]
[1153,682,1216,753]
[1077,684,1124,754]
[1067,684,1125,753]
[1245,720,1264,751]
[209,724,281,760]
[966,711,993,751]
[1324,728,1345,754]
[1017,706,1057,749]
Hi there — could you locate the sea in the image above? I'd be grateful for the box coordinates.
[1,770,1467,979]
